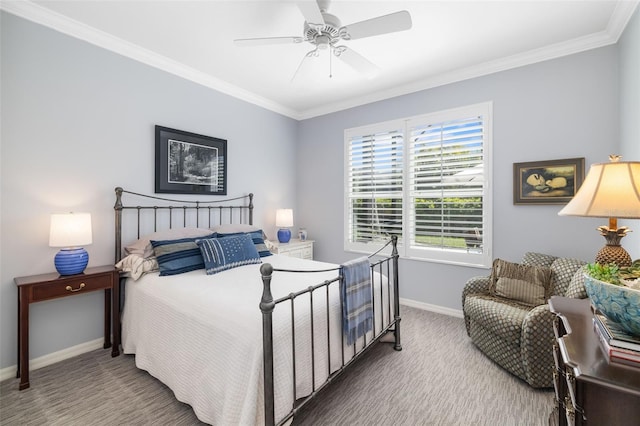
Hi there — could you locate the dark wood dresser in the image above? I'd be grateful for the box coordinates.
[549,296,640,425]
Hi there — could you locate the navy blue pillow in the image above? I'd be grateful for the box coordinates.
[151,233,216,276]
[216,230,272,257]
[197,234,261,275]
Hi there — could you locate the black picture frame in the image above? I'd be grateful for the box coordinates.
[155,126,227,195]
[513,157,585,205]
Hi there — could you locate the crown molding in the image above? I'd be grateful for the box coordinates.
[298,12,635,120]
[0,0,301,120]
[608,1,640,41]
[3,0,637,122]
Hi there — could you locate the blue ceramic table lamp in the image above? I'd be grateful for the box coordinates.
[49,212,93,275]
[276,209,293,243]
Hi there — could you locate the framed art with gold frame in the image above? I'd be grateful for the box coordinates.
[513,158,585,205]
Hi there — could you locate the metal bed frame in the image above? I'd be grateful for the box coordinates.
[114,187,402,426]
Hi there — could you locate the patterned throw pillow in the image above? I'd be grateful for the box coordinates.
[126,228,214,258]
[151,233,216,276]
[196,234,261,275]
[215,230,272,257]
[490,258,553,306]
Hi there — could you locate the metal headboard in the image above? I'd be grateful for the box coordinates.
[114,187,254,263]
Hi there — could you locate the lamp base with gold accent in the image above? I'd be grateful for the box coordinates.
[595,245,632,267]
[594,221,632,267]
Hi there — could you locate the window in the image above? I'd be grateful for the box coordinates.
[344,103,492,267]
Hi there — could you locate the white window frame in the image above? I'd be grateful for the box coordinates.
[344,102,493,268]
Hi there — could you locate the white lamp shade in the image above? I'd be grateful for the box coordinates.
[275,209,293,227]
[49,213,93,247]
[558,161,640,219]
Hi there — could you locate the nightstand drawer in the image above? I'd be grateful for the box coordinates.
[270,239,314,260]
[31,273,112,302]
[287,248,305,258]
[301,246,313,259]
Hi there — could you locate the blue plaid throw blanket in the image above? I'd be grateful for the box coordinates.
[340,257,373,345]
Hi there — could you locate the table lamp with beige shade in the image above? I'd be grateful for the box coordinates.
[558,155,640,267]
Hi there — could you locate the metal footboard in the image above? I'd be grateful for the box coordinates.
[260,236,401,426]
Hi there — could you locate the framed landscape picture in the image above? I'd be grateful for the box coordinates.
[155,126,227,195]
[513,157,584,205]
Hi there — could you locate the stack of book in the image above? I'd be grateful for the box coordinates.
[592,311,640,367]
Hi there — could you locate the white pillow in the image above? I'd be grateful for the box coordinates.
[115,254,159,281]
[124,227,214,258]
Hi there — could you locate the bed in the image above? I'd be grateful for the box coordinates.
[113,188,401,425]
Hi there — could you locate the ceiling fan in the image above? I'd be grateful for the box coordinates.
[234,0,412,81]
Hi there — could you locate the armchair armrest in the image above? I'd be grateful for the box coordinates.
[462,275,491,337]
[520,304,555,388]
[462,276,491,308]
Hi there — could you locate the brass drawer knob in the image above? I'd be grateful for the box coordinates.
[65,283,85,292]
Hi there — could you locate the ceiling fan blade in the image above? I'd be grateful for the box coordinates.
[335,47,379,78]
[297,1,325,25]
[291,49,319,82]
[234,36,303,47]
[343,10,412,40]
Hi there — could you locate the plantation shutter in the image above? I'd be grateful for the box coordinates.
[346,125,404,249]
[344,102,492,266]
[408,115,485,252]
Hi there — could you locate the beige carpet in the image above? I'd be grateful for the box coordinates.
[0,306,554,425]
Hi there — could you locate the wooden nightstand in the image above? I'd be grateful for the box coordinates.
[14,265,120,390]
[549,297,640,425]
[269,239,314,260]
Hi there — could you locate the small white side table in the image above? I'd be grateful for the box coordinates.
[269,239,314,260]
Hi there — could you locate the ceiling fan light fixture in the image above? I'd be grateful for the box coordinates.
[316,35,330,49]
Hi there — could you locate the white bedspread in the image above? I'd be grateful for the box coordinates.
[122,254,392,425]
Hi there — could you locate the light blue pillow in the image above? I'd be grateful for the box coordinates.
[151,233,216,276]
[197,234,261,275]
[215,229,272,257]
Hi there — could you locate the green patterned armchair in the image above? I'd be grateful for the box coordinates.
[462,252,587,388]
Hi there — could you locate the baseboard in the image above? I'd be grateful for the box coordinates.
[0,338,104,382]
[400,298,464,318]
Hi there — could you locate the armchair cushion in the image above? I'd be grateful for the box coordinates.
[489,259,553,306]
[464,295,529,343]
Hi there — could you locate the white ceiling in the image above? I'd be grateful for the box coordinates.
[3,1,638,119]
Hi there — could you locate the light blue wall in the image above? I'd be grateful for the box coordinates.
[619,7,640,255]
[1,8,636,371]
[0,13,298,369]
[297,46,619,310]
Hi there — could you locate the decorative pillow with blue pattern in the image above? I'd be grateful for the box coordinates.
[215,230,272,257]
[151,233,216,276]
[197,233,261,275]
